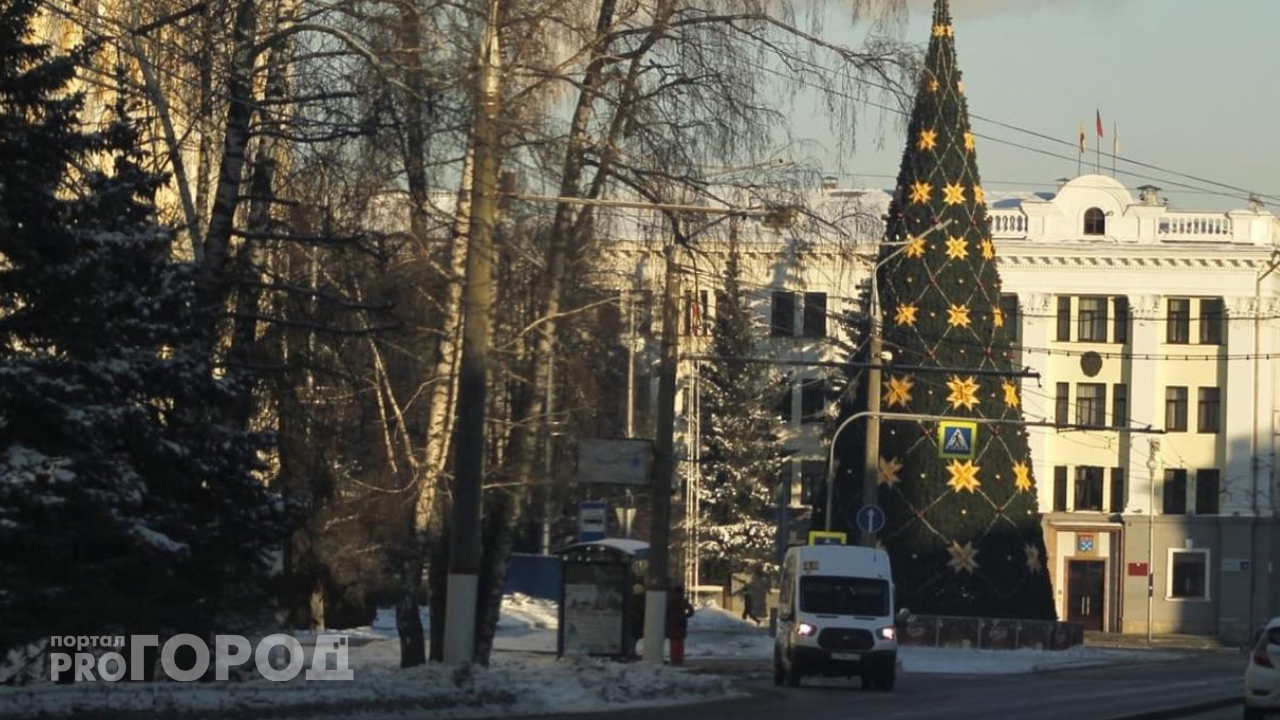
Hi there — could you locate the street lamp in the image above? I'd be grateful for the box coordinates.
[1146,438,1161,647]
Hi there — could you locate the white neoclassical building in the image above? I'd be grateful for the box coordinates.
[596,174,1280,638]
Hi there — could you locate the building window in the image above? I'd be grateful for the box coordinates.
[771,291,796,337]
[1078,297,1108,342]
[1195,469,1220,515]
[1055,383,1069,426]
[1165,386,1188,432]
[1083,207,1106,236]
[999,294,1019,340]
[800,380,825,424]
[1168,550,1209,600]
[1110,467,1126,513]
[1200,298,1224,345]
[1167,298,1191,344]
[775,381,794,424]
[799,460,825,506]
[1053,466,1068,512]
[802,292,827,338]
[1112,384,1128,428]
[1056,297,1071,341]
[683,290,708,335]
[1077,383,1106,427]
[1074,466,1104,512]
[1197,387,1221,433]
[1162,469,1188,515]
[1114,296,1129,344]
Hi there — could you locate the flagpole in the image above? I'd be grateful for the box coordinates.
[1078,120,1084,177]
[1112,121,1118,178]
[1095,109,1102,174]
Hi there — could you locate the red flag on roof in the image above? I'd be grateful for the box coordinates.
[1096,110,1105,138]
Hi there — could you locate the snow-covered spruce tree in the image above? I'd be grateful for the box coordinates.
[697,234,789,584]
[0,0,282,661]
[850,0,1055,620]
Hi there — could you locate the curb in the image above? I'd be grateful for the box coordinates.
[1102,696,1241,720]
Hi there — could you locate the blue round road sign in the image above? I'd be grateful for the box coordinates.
[856,505,886,534]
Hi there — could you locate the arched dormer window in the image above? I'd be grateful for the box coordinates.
[1084,207,1106,236]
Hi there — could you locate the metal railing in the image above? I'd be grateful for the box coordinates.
[899,614,1085,651]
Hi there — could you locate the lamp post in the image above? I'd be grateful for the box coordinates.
[1146,438,1161,647]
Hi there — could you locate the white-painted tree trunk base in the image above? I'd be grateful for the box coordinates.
[444,573,479,664]
[641,590,667,663]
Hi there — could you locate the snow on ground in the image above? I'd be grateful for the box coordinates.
[0,655,732,719]
[0,594,733,718]
[899,645,1184,674]
[0,594,1187,717]
[686,603,774,659]
[679,602,1186,674]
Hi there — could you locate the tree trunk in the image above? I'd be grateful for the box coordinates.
[202,0,257,289]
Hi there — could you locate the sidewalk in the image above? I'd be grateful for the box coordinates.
[1084,632,1236,652]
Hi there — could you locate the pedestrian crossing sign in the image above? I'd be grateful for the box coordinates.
[938,421,978,460]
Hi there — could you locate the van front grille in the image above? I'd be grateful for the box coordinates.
[817,628,874,651]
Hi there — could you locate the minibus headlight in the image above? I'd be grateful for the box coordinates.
[796,622,818,637]
[879,626,896,640]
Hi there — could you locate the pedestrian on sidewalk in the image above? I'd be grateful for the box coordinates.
[666,583,695,665]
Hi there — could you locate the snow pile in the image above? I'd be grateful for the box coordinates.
[493,593,558,653]
[686,603,774,659]
[0,655,733,719]
[899,645,1183,675]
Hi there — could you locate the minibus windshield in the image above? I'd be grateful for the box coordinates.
[799,576,889,616]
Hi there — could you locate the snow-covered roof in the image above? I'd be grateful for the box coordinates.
[555,538,649,559]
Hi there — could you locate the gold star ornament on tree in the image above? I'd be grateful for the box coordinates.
[1002,381,1020,408]
[884,374,915,408]
[964,132,976,152]
[945,236,968,260]
[906,235,927,258]
[973,185,986,204]
[878,457,904,488]
[947,541,980,574]
[894,303,919,327]
[946,459,981,493]
[910,180,933,205]
[918,128,938,152]
[943,181,966,205]
[1012,460,1033,493]
[946,303,972,328]
[946,375,980,410]
[980,238,995,260]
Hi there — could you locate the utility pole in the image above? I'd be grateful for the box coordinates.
[444,0,502,665]
[642,238,681,664]
[857,284,883,546]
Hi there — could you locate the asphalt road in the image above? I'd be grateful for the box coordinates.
[569,653,1248,720]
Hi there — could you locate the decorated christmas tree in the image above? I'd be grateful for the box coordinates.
[869,0,1055,619]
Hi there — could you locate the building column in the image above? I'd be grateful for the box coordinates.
[1121,295,1161,635]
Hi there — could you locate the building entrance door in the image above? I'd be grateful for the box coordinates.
[1067,560,1106,632]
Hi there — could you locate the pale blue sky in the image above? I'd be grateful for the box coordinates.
[790,0,1280,211]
